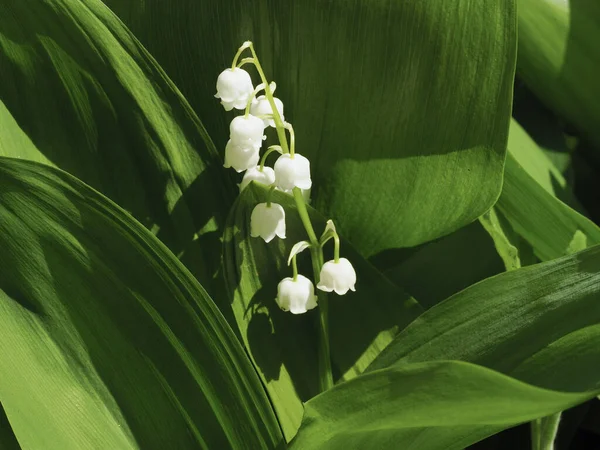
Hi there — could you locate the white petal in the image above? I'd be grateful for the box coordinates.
[215,68,254,110]
[276,275,318,314]
[250,203,286,243]
[274,153,312,191]
[224,140,260,173]
[250,95,284,127]
[230,115,265,148]
[317,258,357,295]
[240,166,276,192]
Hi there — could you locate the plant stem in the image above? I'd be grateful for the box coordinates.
[248,43,290,154]
[294,188,333,392]
[249,41,333,392]
[531,413,561,450]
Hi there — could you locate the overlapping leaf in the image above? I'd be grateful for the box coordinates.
[105,0,517,254]
[223,185,423,440]
[290,361,599,450]
[0,158,282,449]
[364,244,600,448]
[517,0,600,148]
[0,0,236,291]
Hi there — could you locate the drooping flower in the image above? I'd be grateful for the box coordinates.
[250,202,286,242]
[240,166,276,192]
[250,95,284,127]
[230,115,265,149]
[276,275,318,314]
[317,258,357,295]
[274,153,312,191]
[215,68,254,111]
[224,139,260,172]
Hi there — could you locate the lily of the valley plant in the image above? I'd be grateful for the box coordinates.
[216,42,356,389]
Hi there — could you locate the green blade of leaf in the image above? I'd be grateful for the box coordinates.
[517,0,600,148]
[0,157,282,449]
[104,0,517,254]
[0,0,236,291]
[290,360,599,450]
[376,220,507,310]
[366,245,600,448]
[223,184,423,440]
[497,154,600,261]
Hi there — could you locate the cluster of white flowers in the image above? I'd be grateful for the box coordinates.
[216,41,356,314]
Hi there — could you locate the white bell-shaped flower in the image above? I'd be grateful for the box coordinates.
[250,202,286,242]
[224,139,260,173]
[317,258,357,295]
[274,153,312,191]
[240,166,276,192]
[215,68,254,111]
[276,275,318,314]
[230,115,265,149]
[250,95,284,127]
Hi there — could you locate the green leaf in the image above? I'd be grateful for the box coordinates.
[497,154,600,261]
[366,245,600,448]
[376,220,506,309]
[0,158,282,449]
[517,0,600,148]
[0,0,235,290]
[104,0,517,254]
[507,118,567,196]
[223,185,423,440]
[290,360,599,450]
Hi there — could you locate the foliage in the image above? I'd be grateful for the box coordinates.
[1,0,599,448]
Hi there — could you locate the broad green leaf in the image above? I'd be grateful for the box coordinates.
[0,0,235,291]
[223,185,423,440]
[517,0,600,148]
[377,220,506,309]
[0,158,282,449]
[507,118,567,195]
[105,0,517,254]
[369,244,600,386]
[497,154,600,261]
[367,245,600,448]
[290,360,599,450]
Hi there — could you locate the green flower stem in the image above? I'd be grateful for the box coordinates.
[284,122,296,157]
[236,57,255,68]
[259,145,282,171]
[291,255,299,281]
[294,188,334,392]
[333,233,340,263]
[248,41,333,392]
[231,41,251,69]
[244,83,265,118]
[531,413,561,450]
[266,185,276,207]
[247,43,290,155]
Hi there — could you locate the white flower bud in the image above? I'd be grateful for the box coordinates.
[274,153,312,191]
[215,68,254,111]
[317,258,357,295]
[224,139,260,173]
[240,166,276,192]
[230,115,265,148]
[250,202,286,243]
[250,95,284,127]
[276,275,318,314]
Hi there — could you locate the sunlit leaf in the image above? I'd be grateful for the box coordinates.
[0,158,282,449]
